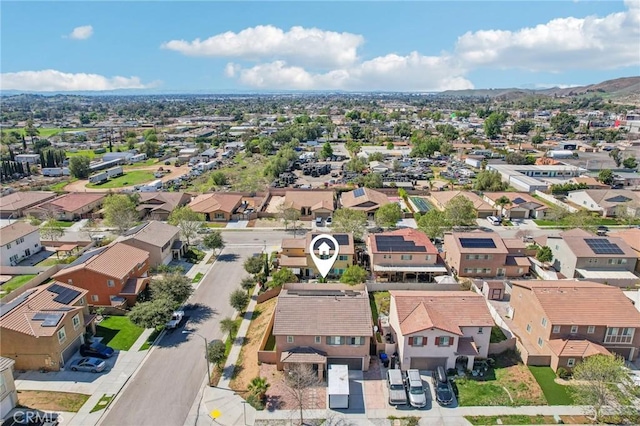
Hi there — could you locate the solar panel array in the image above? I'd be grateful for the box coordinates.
[512,197,526,205]
[0,290,35,318]
[311,234,350,245]
[48,283,81,304]
[312,239,336,251]
[375,235,427,252]
[288,290,345,297]
[459,238,497,249]
[353,188,365,198]
[584,238,625,255]
[32,312,64,327]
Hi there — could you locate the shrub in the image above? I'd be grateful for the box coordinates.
[557,367,572,380]
[246,394,265,410]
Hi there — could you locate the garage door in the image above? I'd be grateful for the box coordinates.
[509,210,527,219]
[61,335,82,366]
[327,357,363,370]
[410,357,447,370]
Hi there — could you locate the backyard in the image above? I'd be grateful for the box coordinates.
[95,316,144,350]
[86,170,155,189]
[370,290,390,323]
[1,274,36,294]
[528,366,575,405]
[17,390,90,412]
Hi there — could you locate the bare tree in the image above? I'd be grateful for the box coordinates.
[277,203,301,231]
[40,209,64,242]
[282,363,321,426]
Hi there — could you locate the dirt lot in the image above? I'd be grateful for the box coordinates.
[17,390,90,412]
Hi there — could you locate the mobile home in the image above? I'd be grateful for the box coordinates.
[89,172,108,184]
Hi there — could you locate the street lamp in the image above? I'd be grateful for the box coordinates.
[182,330,212,387]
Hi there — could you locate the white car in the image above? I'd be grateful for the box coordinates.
[487,216,502,226]
[166,311,184,329]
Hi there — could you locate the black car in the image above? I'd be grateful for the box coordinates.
[80,342,115,359]
[435,381,453,406]
[2,410,59,426]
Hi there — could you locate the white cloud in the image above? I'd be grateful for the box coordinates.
[162,25,363,68]
[455,0,640,72]
[0,69,156,91]
[534,83,581,89]
[68,25,94,40]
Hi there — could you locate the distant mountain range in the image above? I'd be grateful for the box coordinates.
[438,76,640,103]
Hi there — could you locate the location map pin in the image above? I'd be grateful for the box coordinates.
[309,234,340,279]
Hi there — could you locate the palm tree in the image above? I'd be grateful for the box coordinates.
[219,317,238,336]
[247,376,270,401]
[494,196,512,217]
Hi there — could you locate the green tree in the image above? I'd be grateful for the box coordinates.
[598,169,614,185]
[68,155,91,179]
[345,139,362,156]
[417,209,451,239]
[473,170,507,191]
[531,134,544,145]
[168,206,204,245]
[494,196,512,214]
[103,194,139,234]
[550,112,578,134]
[410,136,442,158]
[229,288,250,312]
[244,255,264,275]
[435,124,459,141]
[126,137,137,150]
[564,210,597,232]
[207,340,226,367]
[483,112,508,139]
[202,231,225,255]
[367,152,384,162]
[339,265,368,285]
[24,119,39,140]
[220,317,239,336]
[332,208,367,241]
[270,267,297,287]
[143,140,158,158]
[361,173,383,188]
[375,203,402,228]
[572,354,633,422]
[445,195,477,227]
[151,273,194,306]
[394,122,412,138]
[40,222,65,241]
[505,153,534,165]
[320,142,333,160]
[247,377,270,401]
[386,142,394,150]
[277,204,301,231]
[128,297,174,329]
[345,158,366,173]
[536,246,553,263]
[609,148,623,167]
[622,155,637,170]
[241,276,256,292]
[512,120,534,135]
[211,171,228,186]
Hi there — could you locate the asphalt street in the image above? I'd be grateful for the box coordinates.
[100,230,288,426]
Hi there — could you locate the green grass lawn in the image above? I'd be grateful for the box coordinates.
[1,274,37,293]
[90,394,114,413]
[534,217,633,227]
[87,170,155,188]
[528,366,575,405]
[45,220,74,228]
[47,180,74,192]
[124,159,158,168]
[192,272,204,283]
[139,328,161,351]
[465,415,556,425]
[95,316,144,351]
[455,377,511,406]
[65,149,98,160]
[2,127,93,138]
[204,222,227,228]
[36,257,63,267]
[490,325,508,343]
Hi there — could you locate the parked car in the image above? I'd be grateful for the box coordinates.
[325,217,332,226]
[432,366,453,406]
[315,217,323,226]
[69,357,106,373]
[487,216,502,226]
[597,225,609,236]
[1,410,59,426]
[406,369,427,408]
[166,311,185,329]
[387,369,408,406]
[80,342,114,359]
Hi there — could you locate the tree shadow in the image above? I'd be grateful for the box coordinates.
[183,303,216,324]
[265,395,284,411]
[217,253,239,262]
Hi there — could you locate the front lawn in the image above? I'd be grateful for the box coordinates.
[534,217,635,227]
[90,394,114,413]
[65,149,98,160]
[17,390,90,412]
[1,274,37,293]
[528,366,575,405]
[47,179,74,192]
[139,328,161,351]
[95,316,144,350]
[45,220,74,228]
[465,415,556,425]
[192,272,204,283]
[86,170,155,188]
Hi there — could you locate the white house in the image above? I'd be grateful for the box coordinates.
[0,357,17,417]
[388,291,493,371]
[566,189,640,217]
[0,222,42,266]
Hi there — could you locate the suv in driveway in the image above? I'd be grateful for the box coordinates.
[387,369,408,406]
[80,342,114,359]
[432,366,453,406]
[406,369,427,408]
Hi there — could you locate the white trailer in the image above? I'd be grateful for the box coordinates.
[89,172,108,184]
[328,364,349,409]
[106,166,124,178]
[130,153,147,163]
[139,179,163,192]
[203,160,218,171]
[42,168,63,177]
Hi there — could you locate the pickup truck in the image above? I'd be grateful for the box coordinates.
[166,311,184,329]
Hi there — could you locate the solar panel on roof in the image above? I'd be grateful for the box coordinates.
[584,238,624,255]
[48,284,81,305]
[32,312,63,327]
[512,197,526,205]
[459,238,497,249]
[0,290,35,318]
[311,234,350,245]
[353,188,365,198]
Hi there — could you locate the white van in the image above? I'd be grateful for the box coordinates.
[487,216,502,226]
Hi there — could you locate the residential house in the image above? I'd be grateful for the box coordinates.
[366,229,447,282]
[119,221,186,267]
[188,193,243,221]
[547,229,638,287]
[284,191,334,219]
[340,187,389,217]
[483,192,548,219]
[25,192,106,221]
[0,282,94,371]
[136,192,191,221]
[0,191,56,218]
[566,189,640,217]
[0,357,17,416]
[272,283,373,376]
[280,232,354,279]
[0,222,41,266]
[430,191,494,218]
[443,232,531,278]
[52,242,150,306]
[388,291,494,371]
[509,280,640,371]
[614,228,640,273]
[567,176,609,190]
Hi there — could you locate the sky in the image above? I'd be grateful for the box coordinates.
[1,1,639,93]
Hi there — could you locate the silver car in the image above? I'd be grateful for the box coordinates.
[69,357,106,373]
[387,369,408,406]
[406,369,427,408]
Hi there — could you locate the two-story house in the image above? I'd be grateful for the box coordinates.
[443,232,530,279]
[388,291,494,371]
[0,357,18,416]
[509,280,640,371]
[547,229,638,287]
[0,222,41,266]
[279,233,354,279]
[52,242,150,306]
[272,283,373,377]
[0,282,94,371]
[614,228,640,274]
[119,221,186,267]
[367,229,447,282]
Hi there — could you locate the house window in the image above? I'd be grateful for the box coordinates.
[91,295,99,302]
[570,326,578,334]
[214,213,225,220]
[409,336,425,346]
[348,337,364,346]
[400,255,412,261]
[72,314,81,330]
[6,243,11,249]
[315,336,321,344]
[58,327,67,344]
[541,317,547,328]
[326,336,343,345]
[608,258,627,265]
[107,280,115,287]
[537,337,543,348]
[437,336,451,347]
[338,255,348,261]
[604,327,634,344]
[286,336,294,343]
[138,263,144,270]
[478,328,483,334]
[68,279,73,285]
[425,255,431,261]
[567,358,576,367]
[552,325,560,333]
[587,326,595,334]
[526,324,532,333]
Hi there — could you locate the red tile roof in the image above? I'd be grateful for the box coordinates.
[53,242,149,281]
[368,228,438,254]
